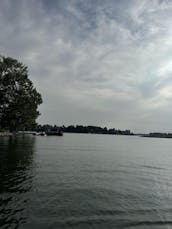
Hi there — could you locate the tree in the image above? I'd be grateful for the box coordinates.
[0,56,42,132]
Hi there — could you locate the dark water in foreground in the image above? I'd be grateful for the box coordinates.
[1,134,172,228]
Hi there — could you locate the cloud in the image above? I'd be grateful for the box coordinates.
[1,0,172,132]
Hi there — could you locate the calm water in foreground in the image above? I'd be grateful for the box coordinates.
[1,134,172,228]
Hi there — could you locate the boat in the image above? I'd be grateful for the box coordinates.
[33,132,46,136]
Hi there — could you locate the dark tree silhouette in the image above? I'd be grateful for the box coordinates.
[0,56,42,131]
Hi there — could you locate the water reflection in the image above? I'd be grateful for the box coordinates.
[0,135,35,229]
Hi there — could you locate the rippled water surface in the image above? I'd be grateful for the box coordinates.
[1,134,172,228]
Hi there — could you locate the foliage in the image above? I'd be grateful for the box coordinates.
[0,56,42,131]
[35,124,133,135]
[145,132,172,138]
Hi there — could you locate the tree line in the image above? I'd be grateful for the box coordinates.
[143,132,172,138]
[35,124,133,135]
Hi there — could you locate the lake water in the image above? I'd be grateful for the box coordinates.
[1,134,172,228]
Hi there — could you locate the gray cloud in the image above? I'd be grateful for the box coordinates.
[1,0,172,132]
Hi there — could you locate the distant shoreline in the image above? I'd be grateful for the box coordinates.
[1,130,172,140]
[142,134,172,139]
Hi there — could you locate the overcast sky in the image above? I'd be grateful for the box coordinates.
[1,0,172,132]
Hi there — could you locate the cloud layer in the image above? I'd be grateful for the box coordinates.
[1,0,172,132]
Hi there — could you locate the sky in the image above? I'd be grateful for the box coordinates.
[1,0,172,132]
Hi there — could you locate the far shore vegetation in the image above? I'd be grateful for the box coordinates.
[142,132,172,138]
[34,124,133,135]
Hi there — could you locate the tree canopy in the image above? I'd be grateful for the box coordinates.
[0,56,42,131]
[35,124,133,135]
